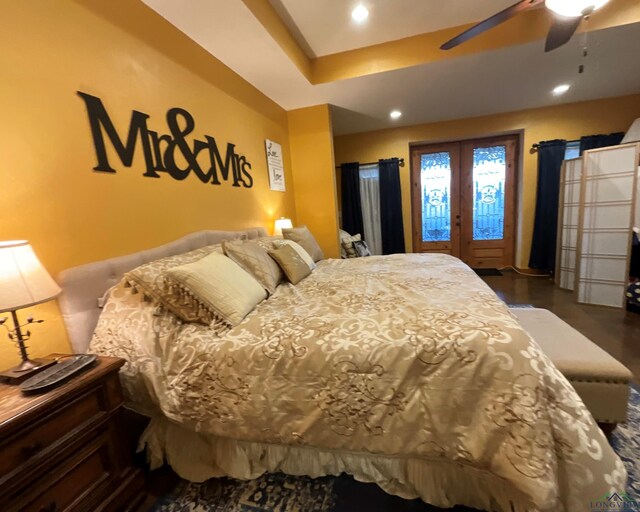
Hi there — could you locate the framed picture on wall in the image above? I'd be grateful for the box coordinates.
[265,139,285,191]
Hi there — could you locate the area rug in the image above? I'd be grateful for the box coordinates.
[150,388,640,511]
[473,268,502,276]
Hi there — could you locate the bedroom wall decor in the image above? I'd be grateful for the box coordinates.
[265,139,285,191]
[79,92,253,188]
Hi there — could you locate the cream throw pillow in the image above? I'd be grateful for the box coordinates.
[222,239,283,295]
[282,226,324,262]
[272,239,316,270]
[268,245,312,285]
[341,233,362,258]
[339,229,352,259]
[164,252,267,327]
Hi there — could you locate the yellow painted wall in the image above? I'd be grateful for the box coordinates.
[288,105,340,258]
[333,94,640,268]
[0,0,297,367]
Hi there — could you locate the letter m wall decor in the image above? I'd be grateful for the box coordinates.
[78,91,254,188]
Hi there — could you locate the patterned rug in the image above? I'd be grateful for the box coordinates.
[151,387,640,511]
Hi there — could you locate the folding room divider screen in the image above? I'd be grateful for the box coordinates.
[575,143,639,307]
[556,158,582,291]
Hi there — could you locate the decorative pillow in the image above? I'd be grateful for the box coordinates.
[268,245,312,285]
[341,233,362,258]
[254,235,283,251]
[272,239,316,270]
[282,226,324,262]
[124,244,223,321]
[222,239,283,295]
[164,252,267,327]
[353,239,372,257]
[339,229,352,259]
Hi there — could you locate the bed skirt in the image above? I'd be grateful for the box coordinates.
[140,416,539,512]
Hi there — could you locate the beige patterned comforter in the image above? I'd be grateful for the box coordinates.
[90,253,626,511]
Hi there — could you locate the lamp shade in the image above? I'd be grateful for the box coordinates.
[0,241,61,313]
[273,217,293,236]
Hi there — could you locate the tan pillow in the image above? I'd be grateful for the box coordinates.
[282,226,324,262]
[272,239,316,270]
[164,252,267,326]
[268,245,312,285]
[222,239,283,295]
[341,233,362,258]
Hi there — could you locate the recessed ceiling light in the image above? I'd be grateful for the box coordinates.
[546,0,609,18]
[552,84,571,96]
[390,110,402,120]
[351,5,369,23]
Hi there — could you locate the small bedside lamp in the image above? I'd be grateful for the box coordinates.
[273,217,293,236]
[0,241,61,380]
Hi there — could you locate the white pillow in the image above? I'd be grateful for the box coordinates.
[164,252,267,326]
[272,239,316,270]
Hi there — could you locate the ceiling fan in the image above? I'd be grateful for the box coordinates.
[441,0,610,52]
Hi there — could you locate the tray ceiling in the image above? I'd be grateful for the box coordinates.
[141,0,640,135]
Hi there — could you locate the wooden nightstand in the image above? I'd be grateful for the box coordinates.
[0,355,146,511]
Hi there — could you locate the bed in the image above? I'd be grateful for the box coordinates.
[57,228,626,512]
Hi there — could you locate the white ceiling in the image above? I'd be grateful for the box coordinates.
[273,0,519,57]
[141,0,640,135]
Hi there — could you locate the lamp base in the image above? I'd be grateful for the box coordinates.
[0,358,56,384]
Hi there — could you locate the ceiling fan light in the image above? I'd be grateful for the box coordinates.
[545,0,610,18]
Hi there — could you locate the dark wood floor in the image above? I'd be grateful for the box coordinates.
[482,270,640,382]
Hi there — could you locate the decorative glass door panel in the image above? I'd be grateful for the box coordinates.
[472,146,506,241]
[411,144,461,256]
[421,152,452,242]
[411,136,517,267]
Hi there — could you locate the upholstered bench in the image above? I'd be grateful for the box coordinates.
[511,308,633,430]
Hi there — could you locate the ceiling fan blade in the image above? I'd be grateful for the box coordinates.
[441,0,545,50]
[545,15,582,52]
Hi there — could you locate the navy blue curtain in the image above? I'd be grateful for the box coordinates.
[378,158,405,254]
[529,140,567,272]
[579,132,625,154]
[340,162,364,237]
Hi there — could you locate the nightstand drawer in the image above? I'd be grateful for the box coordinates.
[0,389,105,479]
[0,356,144,511]
[10,430,115,512]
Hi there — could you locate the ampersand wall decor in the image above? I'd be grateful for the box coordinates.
[78,91,253,188]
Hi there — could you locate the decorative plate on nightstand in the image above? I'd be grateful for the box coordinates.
[20,354,97,394]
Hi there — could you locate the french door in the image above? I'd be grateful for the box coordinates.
[410,135,517,268]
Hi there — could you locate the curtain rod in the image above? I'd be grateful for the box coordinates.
[336,158,405,169]
[531,139,579,151]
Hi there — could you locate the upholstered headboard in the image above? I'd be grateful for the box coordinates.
[57,227,268,354]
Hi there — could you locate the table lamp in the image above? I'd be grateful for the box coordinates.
[273,217,293,236]
[0,241,61,381]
